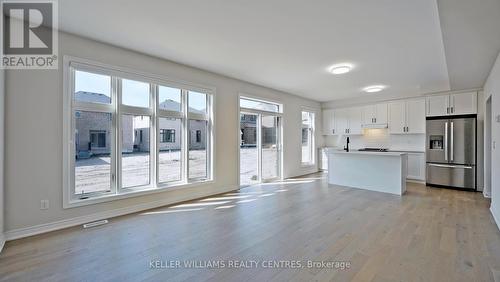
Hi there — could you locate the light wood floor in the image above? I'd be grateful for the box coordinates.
[1,173,500,282]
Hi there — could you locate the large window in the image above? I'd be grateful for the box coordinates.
[301,111,315,165]
[65,60,213,205]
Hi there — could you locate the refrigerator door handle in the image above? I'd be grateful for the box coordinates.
[428,163,473,169]
[451,121,454,161]
[444,121,448,161]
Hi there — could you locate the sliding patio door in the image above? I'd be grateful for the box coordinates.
[239,105,282,186]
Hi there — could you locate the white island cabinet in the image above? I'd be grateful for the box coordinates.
[327,150,408,195]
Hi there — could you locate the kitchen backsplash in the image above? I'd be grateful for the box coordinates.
[323,128,425,152]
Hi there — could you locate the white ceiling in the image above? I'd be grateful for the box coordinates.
[58,0,499,102]
[437,0,500,90]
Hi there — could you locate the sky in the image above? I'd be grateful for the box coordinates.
[75,70,206,111]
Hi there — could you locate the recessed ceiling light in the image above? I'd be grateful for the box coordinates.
[329,64,353,75]
[363,85,386,93]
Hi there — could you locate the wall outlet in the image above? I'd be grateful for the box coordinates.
[40,200,49,210]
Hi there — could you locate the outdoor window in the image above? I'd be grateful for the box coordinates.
[65,60,213,206]
[196,130,202,143]
[90,130,106,148]
[301,111,315,165]
[160,129,175,143]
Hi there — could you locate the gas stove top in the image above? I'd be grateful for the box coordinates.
[357,148,389,152]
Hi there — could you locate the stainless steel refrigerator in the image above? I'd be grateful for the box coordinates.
[426,116,476,190]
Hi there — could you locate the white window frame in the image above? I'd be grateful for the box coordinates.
[238,94,284,184]
[301,109,316,166]
[63,56,215,208]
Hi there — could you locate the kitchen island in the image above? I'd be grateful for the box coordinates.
[327,149,408,195]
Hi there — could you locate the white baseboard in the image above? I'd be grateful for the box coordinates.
[0,233,5,253]
[491,205,500,231]
[5,185,238,241]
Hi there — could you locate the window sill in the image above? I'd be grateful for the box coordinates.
[64,179,214,209]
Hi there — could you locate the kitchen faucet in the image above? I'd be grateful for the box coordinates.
[344,136,350,152]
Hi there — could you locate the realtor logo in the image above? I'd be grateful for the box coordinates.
[1,0,58,69]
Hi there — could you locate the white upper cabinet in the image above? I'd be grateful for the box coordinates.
[406,99,426,134]
[426,95,449,117]
[426,92,477,116]
[335,108,349,135]
[376,104,388,124]
[329,107,363,135]
[388,101,406,134]
[362,105,376,125]
[450,92,477,115]
[389,98,425,134]
[362,103,388,126]
[348,107,363,134]
[322,109,336,135]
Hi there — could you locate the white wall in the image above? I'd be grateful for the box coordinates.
[0,68,4,250]
[484,51,500,228]
[3,31,321,235]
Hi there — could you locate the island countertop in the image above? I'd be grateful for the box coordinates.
[326,150,407,157]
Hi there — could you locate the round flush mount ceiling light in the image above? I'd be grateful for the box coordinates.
[363,85,386,93]
[329,64,353,75]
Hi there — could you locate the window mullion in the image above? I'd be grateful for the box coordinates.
[182,89,189,183]
[116,78,123,193]
[151,84,158,188]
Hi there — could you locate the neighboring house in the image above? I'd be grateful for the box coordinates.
[75,91,207,158]
[240,114,256,146]
[240,114,277,147]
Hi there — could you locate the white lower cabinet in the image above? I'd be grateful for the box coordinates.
[406,153,425,181]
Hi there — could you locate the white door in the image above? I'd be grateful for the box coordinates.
[322,109,334,135]
[426,95,449,117]
[388,101,406,134]
[451,92,477,115]
[335,108,349,135]
[375,103,388,124]
[348,107,363,135]
[406,99,426,134]
[362,105,376,125]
